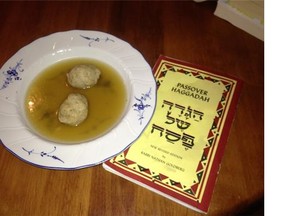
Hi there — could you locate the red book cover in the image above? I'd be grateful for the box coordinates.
[103,55,243,213]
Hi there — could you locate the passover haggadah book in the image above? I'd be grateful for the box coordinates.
[103,55,243,213]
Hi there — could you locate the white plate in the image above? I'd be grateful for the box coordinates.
[0,30,156,170]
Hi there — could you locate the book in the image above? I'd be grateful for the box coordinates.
[214,0,264,41]
[103,55,243,213]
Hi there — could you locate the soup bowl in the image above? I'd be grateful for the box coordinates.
[0,30,156,169]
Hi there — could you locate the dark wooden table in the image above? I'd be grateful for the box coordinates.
[0,1,264,215]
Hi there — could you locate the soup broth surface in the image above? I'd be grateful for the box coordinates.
[25,58,127,143]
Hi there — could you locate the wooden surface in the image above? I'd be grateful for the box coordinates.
[0,1,264,216]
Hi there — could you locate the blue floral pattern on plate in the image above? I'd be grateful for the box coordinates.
[80,35,115,47]
[22,146,64,163]
[133,88,152,125]
[0,59,23,90]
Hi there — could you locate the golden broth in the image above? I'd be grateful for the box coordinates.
[25,58,128,143]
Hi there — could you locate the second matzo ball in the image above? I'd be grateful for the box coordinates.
[58,93,88,126]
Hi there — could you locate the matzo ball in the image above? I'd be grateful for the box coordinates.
[58,93,88,126]
[67,64,101,89]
